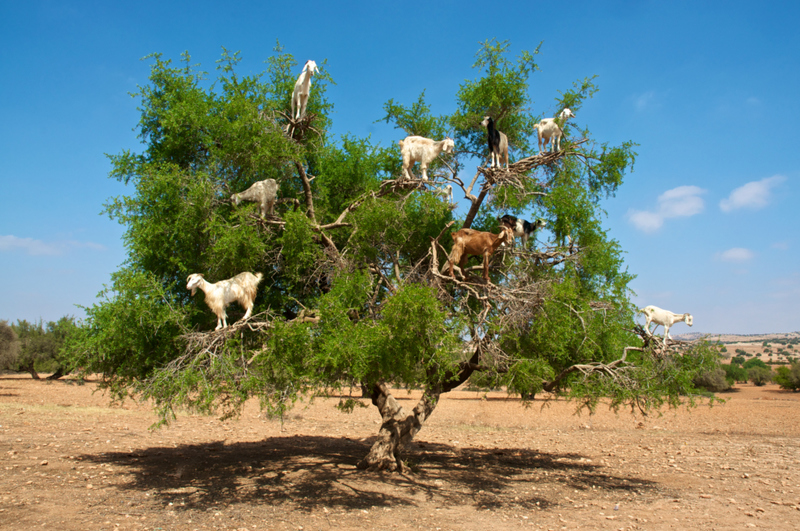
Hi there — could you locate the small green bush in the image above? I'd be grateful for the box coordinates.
[775,362,800,391]
[723,364,748,384]
[693,368,731,392]
[748,366,773,386]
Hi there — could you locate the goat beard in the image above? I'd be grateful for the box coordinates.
[190,287,197,296]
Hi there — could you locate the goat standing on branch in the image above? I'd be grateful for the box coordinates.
[186,272,263,330]
[291,60,318,121]
[639,305,694,343]
[481,116,508,169]
[499,214,547,249]
[448,226,513,281]
[534,108,575,153]
[398,136,455,181]
[231,178,279,218]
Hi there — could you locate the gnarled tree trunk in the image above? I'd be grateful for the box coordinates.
[357,383,439,472]
[358,345,485,471]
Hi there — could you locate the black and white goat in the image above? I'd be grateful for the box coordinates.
[499,214,547,248]
[480,116,508,169]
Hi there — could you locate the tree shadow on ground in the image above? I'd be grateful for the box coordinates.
[83,435,661,513]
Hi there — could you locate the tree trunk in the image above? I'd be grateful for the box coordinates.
[357,344,486,472]
[46,367,67,380]
[356,382,439,472]
[21,361,39,380]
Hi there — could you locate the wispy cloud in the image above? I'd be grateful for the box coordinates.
[719,175,786,212]
[627,185,706,233]
[718,247,755,262]
[634,90,656,112]
[771,241,790,251]
[0,235,105,256]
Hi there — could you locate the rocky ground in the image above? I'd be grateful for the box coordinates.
[1,375,799,530]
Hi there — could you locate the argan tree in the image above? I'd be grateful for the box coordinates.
[67,41,718,471]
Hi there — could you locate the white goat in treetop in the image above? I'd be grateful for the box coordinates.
[231,179,279,218]
[639,305,694,342]
[499,214,547,249]
[448,226,513,281]
[398,136,455,181]
[292,60,318,121]
[481,116,509,169]
[187,272,263,330]
[534,108,575,153]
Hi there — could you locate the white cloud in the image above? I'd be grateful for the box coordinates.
[718,247,755,262]
[0,235,105,256]
[627,185,706,233]
[719,175,786,212]
[634,90,656,112]
[771,241,790,251]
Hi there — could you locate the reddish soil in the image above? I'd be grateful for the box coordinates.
[1,375,799,530]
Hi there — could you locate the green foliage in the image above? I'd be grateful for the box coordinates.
[9,317,77,375]
[0,320,20,370]
[693,368,732,393]
[774,362,800,391]
[730,355,745,366]
[723,363,748,384]
[66,41,713,428]
[743,357,768,370]
[748,366,774,386]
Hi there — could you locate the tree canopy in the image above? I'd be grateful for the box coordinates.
[66,40,719,471]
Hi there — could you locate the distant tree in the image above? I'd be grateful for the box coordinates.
[723,364,748,384]
[65,42,720,471]
[12,317,77,379]
[693,368,731,392]
[744,358,769,370]
[774,362,800,391]
[0,320,20,370]
[730,355,745,366]
[719,345,728,353]
[748,366,773,386]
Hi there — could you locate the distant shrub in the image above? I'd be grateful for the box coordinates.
[744,358,769,370]
[774,362,800,391]
[0,320,19,370]
[730,355,746,366]
[723,364,748,384]
[748,366,774,386]
[693,368,732,392]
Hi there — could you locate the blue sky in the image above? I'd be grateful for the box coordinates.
[1,1,798,334]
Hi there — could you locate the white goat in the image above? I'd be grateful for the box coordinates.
[433,184,453,203]
[534,108,575,153]
[187,272,263,330]
[481,116,509,169]
[398,136,455,181]
[499,214,547,248]
[639,305,694,341]
[448,226,513,281]
[231,179,279,218]
[291,60,318,121]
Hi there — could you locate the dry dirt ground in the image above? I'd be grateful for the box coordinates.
[1,376,799,531]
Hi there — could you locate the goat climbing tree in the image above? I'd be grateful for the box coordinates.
[67,41,719,471]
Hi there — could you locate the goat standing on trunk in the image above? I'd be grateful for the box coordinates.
[499,214,547,249]
[187,272,263,330]
[448,226,513,281]
[398,136,455,181]
[639,305,693,344]
[534,108,574,153]
[481,116,508,169]
[292,60,318,121]
[231,178,279,218]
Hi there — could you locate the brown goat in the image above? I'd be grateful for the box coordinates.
[448,226,513,281]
